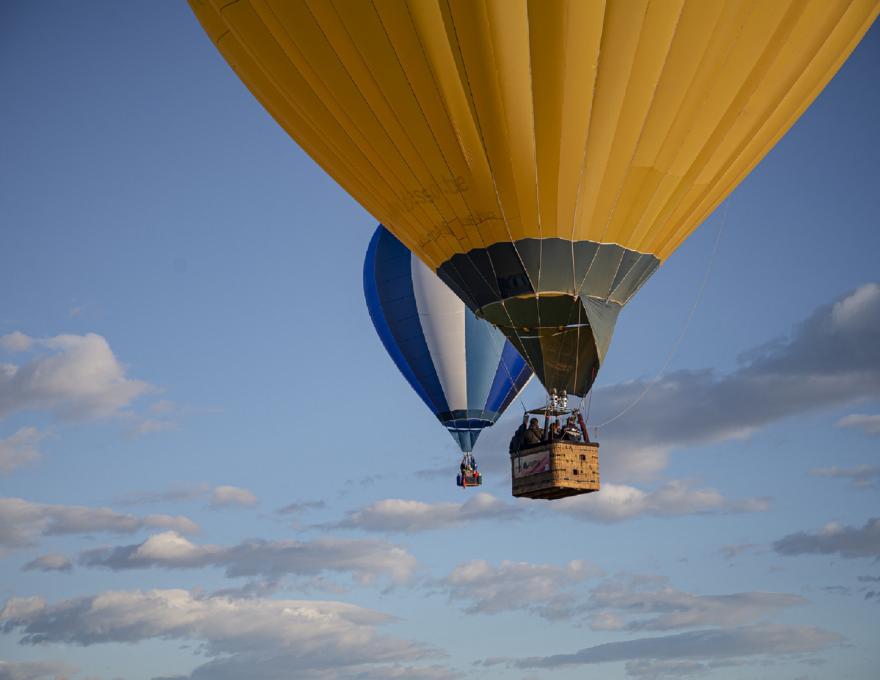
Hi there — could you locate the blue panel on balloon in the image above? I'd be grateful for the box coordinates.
[364,226,532,453]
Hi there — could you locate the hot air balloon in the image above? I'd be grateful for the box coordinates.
[364,225,532,469]
[190,0,878,400]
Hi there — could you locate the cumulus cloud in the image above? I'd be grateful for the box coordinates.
[773,518,880,559]
[0,333,150,420]
[509,624,841,670]
[210,485,257,508]
[588,283,880,478]
[0,589,443,680]
[434,561,803,633]
[0,660,77,680]
[0,497,198,548]
[325,493,520,533]
[22,553,73,573]
[551,480,769,523]
[79,531,417,585]
[0,332,33,353]
[810,465,880,489]
[0,427,44,475]
[586,575,806,632]
[436,559,601,620]
[835,413,880,436]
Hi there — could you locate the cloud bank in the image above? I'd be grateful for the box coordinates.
[835,413,880,436]
[0,589,445,680]
[79,531,417,585]
[22,553,73,573]
[0,589,454,680]
[0,497,198,548]
[326,493,521,533]
[589,283,880,477]
[810,465,880,489]
[773,517,880,559]
[552,480,770,523]
[435,561,805,634]
[0,660,77,680]
[509,624,840,671]
[586,575,806,632]
[437,559,601,620]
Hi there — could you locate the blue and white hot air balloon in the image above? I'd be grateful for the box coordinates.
[364,226,532,453]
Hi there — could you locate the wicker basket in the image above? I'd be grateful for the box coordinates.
[511,441,599,500]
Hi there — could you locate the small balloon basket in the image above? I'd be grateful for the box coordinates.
[511,441,599,500]
[456,469,482,488]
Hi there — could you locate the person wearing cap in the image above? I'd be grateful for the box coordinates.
[562,416,582,442]
[523,417,544,447]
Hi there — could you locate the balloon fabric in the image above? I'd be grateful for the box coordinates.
[364,226,531,453]
[192,0,879,395]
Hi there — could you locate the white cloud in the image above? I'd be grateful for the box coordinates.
[586,575,806,632]
[437,559,602,620]
[0,427,44,475]
[0,497,198,548]
[587,283,880,478]
[0,332,33,353]
[835,413,880,436]
[435,561,805,633]
[552,480,769,523]
[831,282,879,328]
[509,624,841,671]
[0,333,150,420]
[0,589,442,679]
[326,493,520,533]
[810,465,880,489]
[79,531,417,585]
[773,517,880,559]
[22,553,73,573]
[210,485,257,508]
[0,660,77,680]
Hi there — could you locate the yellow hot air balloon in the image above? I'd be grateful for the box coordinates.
[190,0,878,396]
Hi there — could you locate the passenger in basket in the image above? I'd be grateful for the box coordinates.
[549,421,563,441]
[562,416,582,442]
[509,417,527,453]
[523,418,544,447]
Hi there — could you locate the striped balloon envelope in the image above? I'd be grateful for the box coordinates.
[364,225,532,453]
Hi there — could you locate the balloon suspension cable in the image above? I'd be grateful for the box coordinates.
[592,203,728,434]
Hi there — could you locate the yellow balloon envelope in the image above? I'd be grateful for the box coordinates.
[190,0,878,395]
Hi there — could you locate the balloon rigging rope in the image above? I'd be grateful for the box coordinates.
[590,202,728,432]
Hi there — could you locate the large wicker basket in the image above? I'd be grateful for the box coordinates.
[511,441,599,500]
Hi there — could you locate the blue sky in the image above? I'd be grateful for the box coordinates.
[1,3,878,680]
